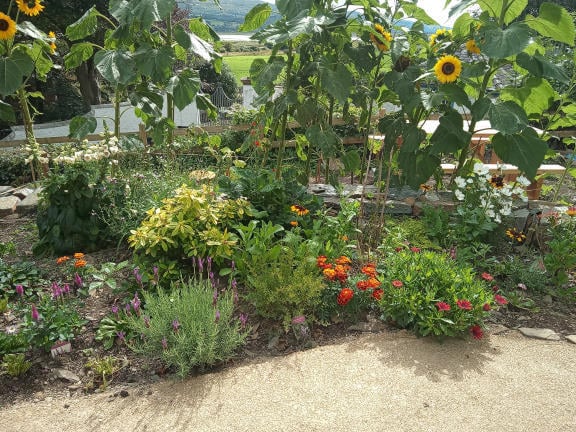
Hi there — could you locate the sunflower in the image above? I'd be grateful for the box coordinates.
[0,12,17,41]
[465,39,481,54]
[370,23,392,52]
[433,55,462,84]
[429,28,451,47]
[16,0,45,16]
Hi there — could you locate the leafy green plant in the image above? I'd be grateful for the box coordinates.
[0,259,42,299]
[218,166,321,227]
[128,184,251,280]
[245,246,325,328]
[0,296,8,313]
[85,355,125,390]
[125,277,248,378]
[95,315,131,350]
[19,295,87,352]
[88,261,131,293]
[1,353,32,378]
[0,241,16,257]
[377,249,498,339]
[544,208,576,287]
[0,332,28,357]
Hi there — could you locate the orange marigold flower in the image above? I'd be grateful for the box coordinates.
[566,206,576,217]
[316,255,328,266]
[323,268,337,280]
[356,280,369,291]
[290,221,299,227]
[337,288,354,306]
[361,263,377,277]
[56,256,70,265]
[367,277,381,289]
[73,252,85,259]
[74,259,87,268]
[372,289,383,301]
[335,256,351,266]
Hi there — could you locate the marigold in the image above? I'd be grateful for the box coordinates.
[372,289,383,301]
[361,263,377,277]
[356,280,369,291]
[335,256,352,266]
[370,23,392,52]
[337,288,354,306]
[465,39,481,54]
[457,299,472,310]
[323,268,337,280]
[74,259,87,268]
[48,31,55,39]
[470,324,484,340]
[316,255,328,267]
[566,206,576,217]
[290,220,299,227]
[16,0,45,16]
[290,204,309,216]
[367,277,381,289]
[433,55,462,84]
[73,252,85,259]
[0,12,17,40]
[56,256,70,265]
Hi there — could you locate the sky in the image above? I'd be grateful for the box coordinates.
[261,0,457,26]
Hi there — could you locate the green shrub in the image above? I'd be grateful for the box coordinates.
[1,353,32,377]
[377,249,497,339]
[0,259,42,299]
[0,151,31,185]
[128,184,251,280]
[0,332,28,356]
[126,278,248,378]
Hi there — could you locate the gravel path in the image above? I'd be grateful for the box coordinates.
[2,330,575,432]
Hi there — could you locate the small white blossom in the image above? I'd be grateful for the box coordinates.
[473,163,489,175]
[455,177,467,188]
[517,175,531,187]
[454,189,465,201]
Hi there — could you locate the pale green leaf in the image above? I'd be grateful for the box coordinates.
[491,128,548,178]
[64,43,95,69]
[525,3,575,46]
[66,6,101,41]
[239,4,272,32]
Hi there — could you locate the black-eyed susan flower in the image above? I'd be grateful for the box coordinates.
[0,12,17,40]
[433,55,462,84]
[290,204,309,216]
[465,39,481,54]
[16,0,45,17]
[370,23,392,52]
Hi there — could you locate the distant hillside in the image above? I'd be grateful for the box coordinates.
[178,0,280,33]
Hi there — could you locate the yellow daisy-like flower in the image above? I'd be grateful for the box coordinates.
[0,12,17,41]
[290,204,309,216]
[567,206,576,217]
[50,42,57,53]
[48,31,56,39]
[16,0,45,16]
[290,221,299,227]
[370,23,392,52]
[429,28,452,47]
[434,55,462,84]
[465,39,481,54]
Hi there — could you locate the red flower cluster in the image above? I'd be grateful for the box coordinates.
[457,299,472,310]
[470,324,484,340]
[337,288,354,306]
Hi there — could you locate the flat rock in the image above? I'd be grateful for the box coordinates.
[0,195,20,216]
[0,185,14,195]
[518,327,561,341]
[53,368,81,383]
[487,324,509,335]
[16,187,41,214]
[348,321,386,333]
[565,335,576,344]
[12,186,34,200]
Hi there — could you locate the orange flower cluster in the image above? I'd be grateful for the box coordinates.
[318,255,351,283]
[357,263,383,300]
[57,252,87,268]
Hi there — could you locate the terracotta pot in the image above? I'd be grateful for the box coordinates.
[526,178,543,200]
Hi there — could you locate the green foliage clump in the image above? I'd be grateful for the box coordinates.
[219,166,321,227]
[0,259,42,299]
[0,151,31,185]
[1,353,32,377]
[245,244,325,328]
[544,211,576,287]
[126,278,248,378]
[377,249,495,338]
[0,332,28,357]
[128,184,250,279]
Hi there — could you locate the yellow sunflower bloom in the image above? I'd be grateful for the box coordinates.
[434,55,462,84]
[429,28,451,47]
[370,23,392,52]
[0,12,17,40]
[16,0,45,17]
[465,39,481,54]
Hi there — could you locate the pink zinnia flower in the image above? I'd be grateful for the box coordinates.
[457,299,472,310]
[391,279,404,288]
[481,272,494,281]
[494,294,508,305]
[436,302,451,312]
[470,325,484,340]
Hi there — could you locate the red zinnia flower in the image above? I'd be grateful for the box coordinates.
[482,303,491,311]
[436,301,451,312]
[410,247,421,253]
[470,325,484,340]
[494,294,508,305]
[457,299,472,310]
[481,272,494,281]
[337,288,354,306]
[372,289,383,301]
[391,279,404,288]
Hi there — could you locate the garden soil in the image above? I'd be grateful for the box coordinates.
[2,329,575,432]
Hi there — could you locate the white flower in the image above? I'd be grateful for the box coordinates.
[500,187,512,197]
[454,177,467,188]
[501,205,511,216]
[494,214,501,223]
[455,189,465,201]
[473,162,489,176]
[486,208,495,218]
[517,175,531,187]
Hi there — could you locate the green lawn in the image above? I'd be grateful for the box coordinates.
[223,55,270,84]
